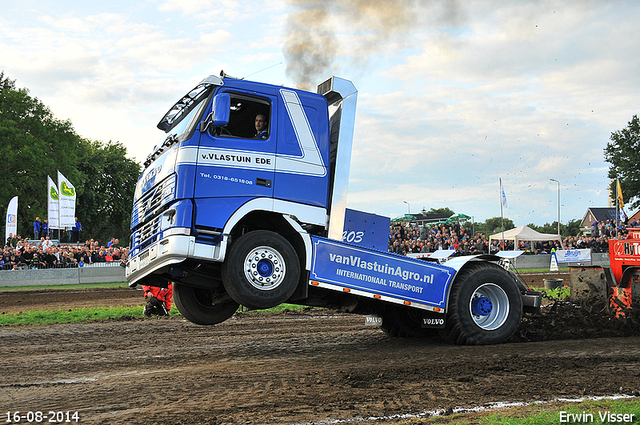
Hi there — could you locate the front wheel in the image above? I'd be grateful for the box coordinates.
[173,284,239,325]
[222,230,300,310]
[443,262,522,345]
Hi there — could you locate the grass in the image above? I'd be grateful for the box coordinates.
[531,285,570,300]
[398,398,640,424]
[0,292,308,327]
[0,305,147,326]
[512,267,570,273]
[0,281,129,292]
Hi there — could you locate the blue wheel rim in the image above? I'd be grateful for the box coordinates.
[471,296,493,316]
[468,283,510,331]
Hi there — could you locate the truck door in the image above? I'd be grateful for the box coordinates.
[273,89,330,208]
[192,90,277,229]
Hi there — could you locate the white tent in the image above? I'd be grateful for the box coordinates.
[489,225,563,249]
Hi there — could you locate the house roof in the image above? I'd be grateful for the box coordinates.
[581,207,621,227]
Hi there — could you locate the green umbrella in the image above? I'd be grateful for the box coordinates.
[446,213,471,223]
[391,214,417,223]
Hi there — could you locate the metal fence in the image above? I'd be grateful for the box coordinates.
[1,261,125,271]
[0,264,126,287]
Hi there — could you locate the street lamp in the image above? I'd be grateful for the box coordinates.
[550,179,560,235]
[403,201,410,215]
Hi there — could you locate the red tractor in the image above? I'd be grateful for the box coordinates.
[572,229,640,318]
[605,229,640,317]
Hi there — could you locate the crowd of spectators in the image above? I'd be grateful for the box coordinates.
[389,221,493,256]
[388,218,638,257]
[4,216,638,270]
[2,233,128,271]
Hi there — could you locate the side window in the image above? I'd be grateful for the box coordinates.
[211,92,271,140]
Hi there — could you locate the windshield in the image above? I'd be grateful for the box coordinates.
[170,93,210,141]
[157,75,222,132]
[142,80,217,170]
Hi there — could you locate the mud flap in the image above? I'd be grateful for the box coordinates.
[364,315,383,327]
[421,312,446,329]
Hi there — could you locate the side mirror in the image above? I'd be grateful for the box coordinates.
[213,93,230,127]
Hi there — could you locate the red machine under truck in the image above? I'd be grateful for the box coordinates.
[606,229,640,317]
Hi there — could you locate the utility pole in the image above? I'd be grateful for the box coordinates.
[550,178,560,235]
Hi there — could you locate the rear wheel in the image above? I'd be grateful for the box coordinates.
[173,284,239,325]
[222,230,300,309]
[443,262,522,345]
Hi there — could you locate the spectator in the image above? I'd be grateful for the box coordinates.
[42,236,54,251]
[6,233,17,248]
[33,217,42,240]
[21,246,33,263]
[72,218,82,243]
[30,253,40,269]
[43,248,58,268]
[93,250,107,263]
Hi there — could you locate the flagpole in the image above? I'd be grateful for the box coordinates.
[615,178,620,237]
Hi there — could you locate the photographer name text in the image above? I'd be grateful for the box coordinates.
[560,411,635,423]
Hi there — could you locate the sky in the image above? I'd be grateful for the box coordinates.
[2,0,640,227]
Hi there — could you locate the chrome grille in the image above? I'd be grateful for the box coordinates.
[138,217,160,248]
[132,175,176,227]
[131,215,160,257]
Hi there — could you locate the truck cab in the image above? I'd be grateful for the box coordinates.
[127,74,357,303]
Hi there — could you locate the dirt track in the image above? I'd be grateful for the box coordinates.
[1,272,640,424]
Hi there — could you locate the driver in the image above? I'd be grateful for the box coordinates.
[254,114,268,139]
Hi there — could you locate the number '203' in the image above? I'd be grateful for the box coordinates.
[342,230,364,244]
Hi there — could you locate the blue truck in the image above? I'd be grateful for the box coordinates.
[126,73,541,345]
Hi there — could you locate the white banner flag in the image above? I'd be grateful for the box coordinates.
[47,176,60,230]
[57,171,76,229]
[5,196,18,243]
[500,178,508,209]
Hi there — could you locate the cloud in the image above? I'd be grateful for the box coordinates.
[157,0,244,19]
[1,0,638,226]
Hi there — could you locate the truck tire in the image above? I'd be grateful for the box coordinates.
[222,230,300,310]
[381,305,440,339]
[443,262,522,345]
[173,284,239,325]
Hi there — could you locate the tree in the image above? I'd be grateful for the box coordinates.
[528,219,580,237]
[479,217,515,234]
[528,222,555,234]
[565,219,582,237]
[0,72,140,243]
[76,139,140,244]
[424,207,455,216]
[604,115,640,210]
[0,72,81,238]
